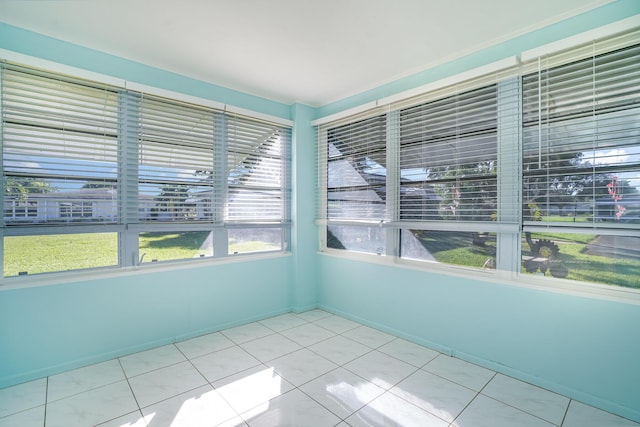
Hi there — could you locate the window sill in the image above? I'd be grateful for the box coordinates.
[0,251,291,291]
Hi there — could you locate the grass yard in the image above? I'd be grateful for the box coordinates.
[541,215,593,223]
[415,230,640,289]
[4,231,280,277]
[540,239,639,288]
[139,231,212,262]
[415,231,496,268]
[4,233,119,277]
[521,233,640,288]
[228,240,281,254]
[6,230,637,288]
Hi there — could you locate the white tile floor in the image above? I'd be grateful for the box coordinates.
[1,309,638,427]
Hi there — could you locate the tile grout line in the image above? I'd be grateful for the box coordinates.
[205,364,260,425]
[42,376,48,427]
[117,357,145,422]
[297,320,449,425]
[241,315,368,424]
[218,337,345,425]
[449,370,498,426]
[418,356,492,396]
[123,343,231,425]
[45,370,134,405]
[478,392,566,426]
[480,372,572,426]
[178,333,309,425]
[175,340,252,424]
[560,398,573,427]
[289,325,371,425]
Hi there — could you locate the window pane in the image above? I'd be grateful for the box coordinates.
[327,225,386,255]
[326,115,387,221]
[4,233,118,276]
[226,116,290,222]
[401,230,496,269]
[2,65,119,226]
[400,85,498,222]
[138,96,216,223]
[521,232,640,288]
[228,228,282,254]
[522,44,640,226]
[138,231,213,263]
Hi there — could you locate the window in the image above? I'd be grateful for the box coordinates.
[399,85,498,222]
[317,29,639,290]
[59,201,93,219]
[318,81,516,269]
[138,231,214,264]
[1,65,119,226]
[225,113,290,223]
[324,115,388,254]
[521,41,640,286]
[398,84,507,269]
[522,44,640,226]
[1,63,291,278]
[4,200,37,219]
[228,227,284,255]
[137,94,216,223]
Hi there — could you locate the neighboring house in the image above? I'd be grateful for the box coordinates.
[3,187,282,223]
[3,188,156,223]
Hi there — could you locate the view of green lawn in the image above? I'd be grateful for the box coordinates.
[521,232,640,288]
[415,231,497,268]
[5,230,637,288]
[139,231,212,262]
[4,233,119,277]
[4,232,280,277]
[416,231,640,289]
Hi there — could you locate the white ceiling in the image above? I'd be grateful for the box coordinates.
[0,0,612,106]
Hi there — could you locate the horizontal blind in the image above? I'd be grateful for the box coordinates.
[320,114,388,221]
[399,84,498,222]
[225,113,291,222]
[522,42,640,227]
[1,64,120,225]
[316,67,519,228]
[138,94,217,223]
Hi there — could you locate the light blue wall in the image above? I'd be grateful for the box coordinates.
[290,103,320,312]
[0,256,293,387]
[317,256,640,421]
